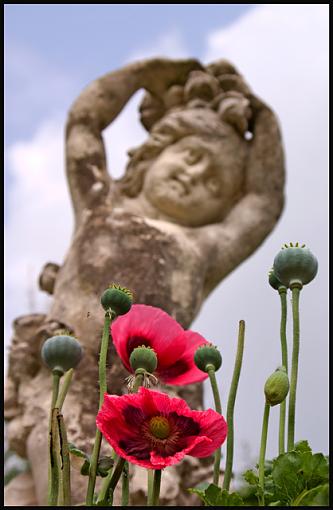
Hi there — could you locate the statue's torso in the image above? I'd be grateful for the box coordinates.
[50,208,207,333]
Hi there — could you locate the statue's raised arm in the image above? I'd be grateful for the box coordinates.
[65,58,202,224]
[199,83,285,295]
[110,58,285,297]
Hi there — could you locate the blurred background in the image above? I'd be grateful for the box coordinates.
[4,4,328,481]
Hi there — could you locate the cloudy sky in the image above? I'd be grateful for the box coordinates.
[4,4,328,478]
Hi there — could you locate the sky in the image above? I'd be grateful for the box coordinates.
[4,3,329,480]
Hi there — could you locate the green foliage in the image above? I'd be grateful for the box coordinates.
[189,442,329,507]
[239,441,329,506]
[188,483,244,506]
[272,450,329,505]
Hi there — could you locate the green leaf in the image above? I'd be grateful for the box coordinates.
[194,481,210,491]
[300,452,329,488]
[272,450,329,505]
[243,469,258,486]
[294,439,312,453]
[272,451,304,504]
[294,483,329,506]
[188,487,207,503]
[68,443,89,460]
[189,483,244,506]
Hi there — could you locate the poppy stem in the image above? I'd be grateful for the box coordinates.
[147,469,154,506]
[53,369,74,507]
[96,457,126,505]
[278,288,288,454]
[57,410,71,506]
[151,469,162,506]
[55,368,74,411]
[86,311,113,506]
[47,371,61,505]
[258,402,270,506]
[121,461,129,506]
[132,370,145,393]
[287,284,301,451]
[206,365,222,486]
[222,320,245,491]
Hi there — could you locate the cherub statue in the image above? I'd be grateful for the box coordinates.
[4,57,284,505]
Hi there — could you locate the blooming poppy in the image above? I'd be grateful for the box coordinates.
[111,304,210,385]
[96,387,227,469]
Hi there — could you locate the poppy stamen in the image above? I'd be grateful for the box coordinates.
[149,416,171,439]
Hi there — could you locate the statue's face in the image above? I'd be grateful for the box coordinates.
[142,135,245,227]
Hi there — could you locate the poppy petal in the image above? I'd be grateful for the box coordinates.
[111,304,186,371]
[157,331,210,385]
[185,408,228,457]
[96,388,227,470]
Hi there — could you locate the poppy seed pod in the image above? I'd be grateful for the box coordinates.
[273,243,318,288]
[129,346,158,373]
[101,284,133,316]
[268,268,286,291]
[41,334,83,375]
[264,366,289,406]
[194,344,222,373]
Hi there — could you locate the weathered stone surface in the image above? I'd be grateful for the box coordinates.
[4,472,38,506]
[4,57,285,505]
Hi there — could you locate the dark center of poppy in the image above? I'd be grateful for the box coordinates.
[149,416,171,439]
[127,336,151,357]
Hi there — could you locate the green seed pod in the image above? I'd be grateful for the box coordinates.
[194,344,222,373]
[268,268,286,291]
[41,334,83,375]
[129,346,158,373]
[97,456,114,477]
[264,366,289,406]
[101,284,133,316]
[273,244,318,288]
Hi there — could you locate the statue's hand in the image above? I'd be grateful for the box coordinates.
[139,57,203,97]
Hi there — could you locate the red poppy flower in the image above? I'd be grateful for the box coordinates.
[111,304,210,385]
[96,387,227,469]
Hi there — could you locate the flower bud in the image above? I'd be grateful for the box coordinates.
[41,333,83,375]
[97,456,114,477]
[129,346,158,373]
[194,344,222,373]
[273,243,318,288]
[268,268,286,291]
[264,366,289,406]
[101,284,133,316]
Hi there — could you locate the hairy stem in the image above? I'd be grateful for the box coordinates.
[121,461,129,506]
[96,457,126,505]
[48,372,60,505]
[287,285,301,451]
[259,403,270,506]
[132,371,144,393]
[207,365,222,486]
[55,369,74,411]
[147,469,154,506]
[278,288,288,454]
[223,320,245,491]
[151,470,162,506]
[86,312,112,506]
[57,412,71,506]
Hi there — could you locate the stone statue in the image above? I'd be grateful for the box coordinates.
[4,57,285,505]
